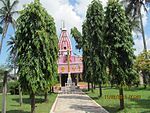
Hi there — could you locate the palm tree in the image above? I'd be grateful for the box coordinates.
[0,0,19,54]
[7,36,17,74]
[124,0,148,52]
[7,36,23,106]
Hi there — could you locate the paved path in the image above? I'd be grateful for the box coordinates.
[50,90,108,113]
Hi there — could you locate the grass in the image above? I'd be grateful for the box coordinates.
[85,86,150,113]
[0,93,57,113]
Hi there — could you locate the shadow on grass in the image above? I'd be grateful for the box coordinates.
[12,97,45,104]
[124,87,150,92]
[7,110,30,113]
[130,98,150,109]
[103,106,120,113]
[140,111,150,113]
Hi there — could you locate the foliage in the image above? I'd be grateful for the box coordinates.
[9,81,19,95]
[134,51,150,86]
[134,51,150,72]
[15,0,58,94]
[0,66,8,80]
[0,0,18,53]
[105,0,135,86]
[71,27,82,50]
[85,0,106,85]
[0,81,18,94]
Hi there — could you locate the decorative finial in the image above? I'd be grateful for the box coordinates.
[61,20,66,31]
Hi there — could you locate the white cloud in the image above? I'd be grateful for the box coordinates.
[134,35,150,55]
[16,0,108,34]
[12,0,150,55]
[141,5,148,27]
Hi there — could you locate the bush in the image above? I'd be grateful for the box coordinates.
[8,81,19,95]
[0,81,19,94]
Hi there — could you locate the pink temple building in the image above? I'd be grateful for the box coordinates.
[58,24,83,86]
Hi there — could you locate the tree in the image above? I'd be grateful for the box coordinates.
[71,24,92,91]
[85,0,105,97]
[71,0,106,96]
[15,0,58,113]
[134,51,150,88]
[0,66,8,113]
[105,0,135,109]
[0,0,18,54]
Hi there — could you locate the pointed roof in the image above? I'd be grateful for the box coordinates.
[58,22,72,53]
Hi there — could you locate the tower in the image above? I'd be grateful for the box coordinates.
[58,22,72,57]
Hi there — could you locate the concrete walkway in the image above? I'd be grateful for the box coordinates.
[50,90,108,113]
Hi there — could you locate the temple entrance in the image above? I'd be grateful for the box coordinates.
[60,74,78,86]
[72,74,77,86]
[61,74,68,86]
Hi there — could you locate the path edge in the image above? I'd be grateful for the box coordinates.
[49,94,59,113]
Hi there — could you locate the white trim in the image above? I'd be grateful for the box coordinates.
[49,94,59,113]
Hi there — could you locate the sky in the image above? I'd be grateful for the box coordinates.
[0,0,150,66]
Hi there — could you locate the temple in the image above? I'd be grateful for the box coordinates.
[58,23,83,87]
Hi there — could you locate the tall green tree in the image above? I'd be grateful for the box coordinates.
[71,0,106,96]
[15,0,58,113]
[105,0,135,109]
[71,23,92,91]
[0,0,18,54]
[85,0,105,97]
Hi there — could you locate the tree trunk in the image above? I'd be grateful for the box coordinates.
[142,71,147,88]
[0,23,8,54]
[91,82,94,92]
[87,81,90,91]
[30,92,35,113]
[94,83,96,89]
[2,71,7,113]
[99,81,102,97]
[52,86,54,93]
[44,92,48,102]
[119,86,124,110]
[19,85,23,106]
[139,10,147,52]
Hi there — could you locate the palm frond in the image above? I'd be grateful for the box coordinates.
[7,36,16,55]
[0,0,19,54]
[6,0,10,11]
[0,0,7,8]
[0,18,5,24]
[0,26,2,34]
[0,7,6,14]
[10,0,19,11]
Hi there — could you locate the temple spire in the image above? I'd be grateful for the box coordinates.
[61,20,66,31]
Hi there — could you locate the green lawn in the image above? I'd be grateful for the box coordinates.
[0,93,57,113]
[86,87,150,113]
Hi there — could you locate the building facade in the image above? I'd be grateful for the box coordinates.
[58,25,83,86]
